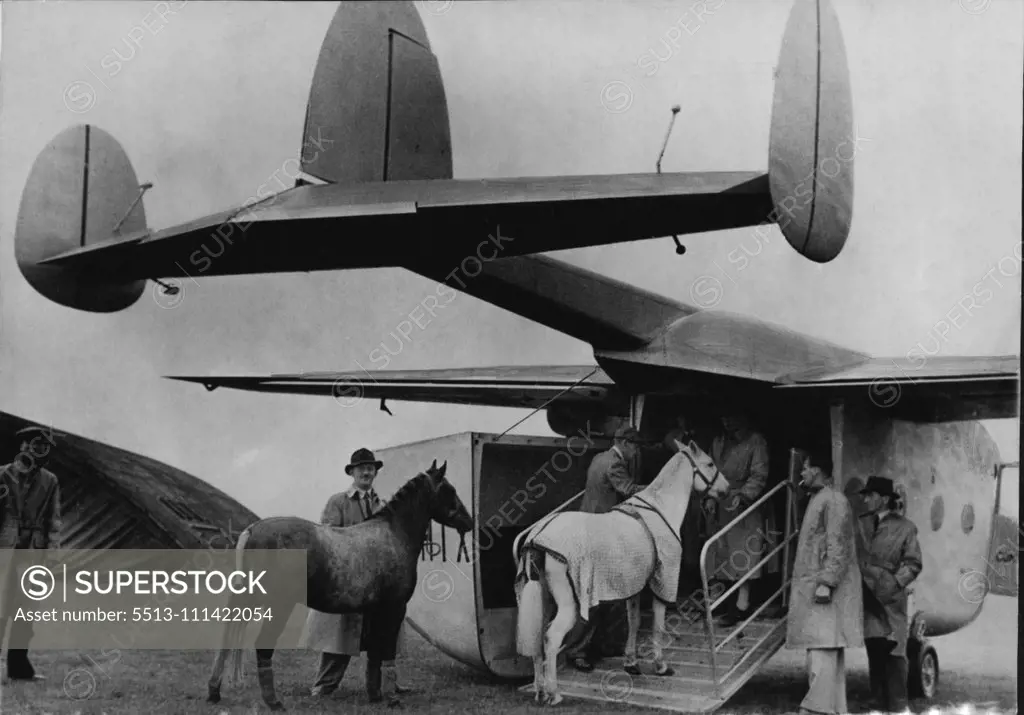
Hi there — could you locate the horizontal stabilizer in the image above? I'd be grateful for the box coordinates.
[38,171,772,283]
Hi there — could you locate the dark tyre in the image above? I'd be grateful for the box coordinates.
[908,640,939,700]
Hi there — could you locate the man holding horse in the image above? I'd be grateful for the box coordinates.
[707,410,772,627]
[569,424,645,672]
[301,447,411,701]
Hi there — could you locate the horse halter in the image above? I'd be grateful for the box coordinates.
[675,447,723,537]
[676,446,720,493]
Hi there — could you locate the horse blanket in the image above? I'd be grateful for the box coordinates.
[515,499,683,621]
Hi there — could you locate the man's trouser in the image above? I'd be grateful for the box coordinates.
[865,637,909,712]
[801,647,847,715]
[567,600,626,662]
[1,580,37,678]
[311,605,406,696]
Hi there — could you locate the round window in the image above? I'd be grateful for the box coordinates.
[930,496,944,531]
[961,504,975,534]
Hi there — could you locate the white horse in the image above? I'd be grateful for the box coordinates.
[512,439,730,706]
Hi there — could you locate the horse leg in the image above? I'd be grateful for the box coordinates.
[209,525,253,704]
[533,657,546,703]
[253,601,293,711]
[207,639,233,703]
[623,596,641,675]
[651,599,675,676]
[543,559,576,706]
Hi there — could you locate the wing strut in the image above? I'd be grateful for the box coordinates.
[495,367,602,441]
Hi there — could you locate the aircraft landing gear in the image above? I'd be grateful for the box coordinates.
[907,636,939,700]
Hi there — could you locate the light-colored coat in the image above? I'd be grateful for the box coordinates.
[856,510,922,657]
[786,485,864,650]
[299,486,407,655]
[0,464,61,550]
[579,446,643,515]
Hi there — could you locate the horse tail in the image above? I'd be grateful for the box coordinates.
[515,548,546,657]
[224,523,255,687]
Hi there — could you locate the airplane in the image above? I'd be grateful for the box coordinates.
[9,0,1019,712]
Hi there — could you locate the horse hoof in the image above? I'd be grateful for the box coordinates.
[387,698,402,708]
[546,693,564,706]
[266,701,286,712]
[206,691,220,704]
[655,665,675,677]
[623,664,642,676]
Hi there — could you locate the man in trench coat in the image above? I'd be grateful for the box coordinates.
[856,476,922,713]
[301,448,409,701]
[0,426,62,683]
[785,447,863,715]
[708,412,772,626]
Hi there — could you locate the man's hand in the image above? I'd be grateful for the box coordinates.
[814,584,832,604]
[726,494,742,512]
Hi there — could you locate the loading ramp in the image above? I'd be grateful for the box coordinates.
[518,456,802,713]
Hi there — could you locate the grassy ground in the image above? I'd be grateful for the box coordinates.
[1,596,1015,714]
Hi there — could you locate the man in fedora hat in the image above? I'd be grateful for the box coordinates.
[857,475,922,713]
[301,447,410,702]
[1,425,62,682]
[569,423,645,672]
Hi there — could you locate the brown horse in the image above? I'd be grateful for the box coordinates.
[206,460,473,711]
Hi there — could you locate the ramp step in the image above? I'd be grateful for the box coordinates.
[517,662,725,714]
[518,617,790,713]
[634,618,781,652]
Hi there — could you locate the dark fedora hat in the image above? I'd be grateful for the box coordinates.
[345,447,383,475]
[860,475,896,497]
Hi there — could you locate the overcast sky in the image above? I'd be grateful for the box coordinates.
[1,0,1019,521]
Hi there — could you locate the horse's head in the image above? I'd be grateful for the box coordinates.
[674,439,730,498]
[424,459,474,534]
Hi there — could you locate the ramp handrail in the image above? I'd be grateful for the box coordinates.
[697,476,800,692]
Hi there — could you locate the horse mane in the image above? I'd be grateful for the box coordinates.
[369,470,434,521]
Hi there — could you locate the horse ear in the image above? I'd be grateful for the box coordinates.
[438,461,447,477]
[430,459,437,471]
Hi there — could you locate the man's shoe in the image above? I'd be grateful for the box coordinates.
[394,683,413,694]
[6,673,44,682]
[716,606,751,629]
[572,658,594,672]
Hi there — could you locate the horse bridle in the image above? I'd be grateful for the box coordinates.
[676,446,723,538]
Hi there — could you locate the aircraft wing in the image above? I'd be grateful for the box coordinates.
[167,364,620,411]
[168,355,1019,422]
[777,355,1020,420]
[39,172,772,279]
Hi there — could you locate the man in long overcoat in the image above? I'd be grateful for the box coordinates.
[663,413,716,598]
[569,424,644,672]
[301,448,409,701]
[785,448,863,715]
[0,426,62,682]
[708,412,772,626]
[856,476,922,713]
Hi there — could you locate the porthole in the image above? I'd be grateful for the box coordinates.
[961,503,975,534]
[930,496,944,531]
